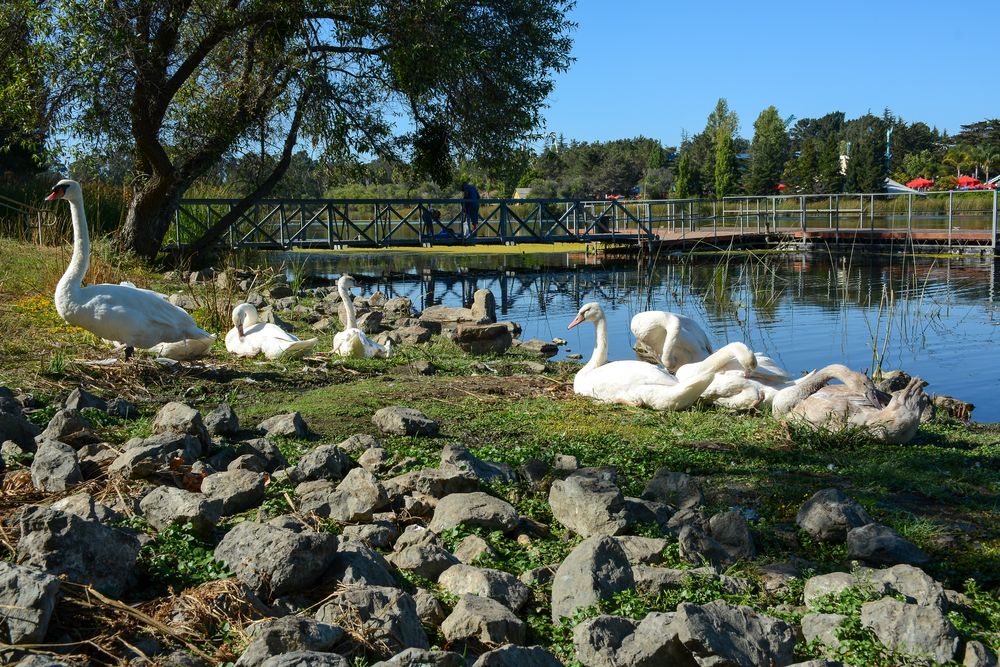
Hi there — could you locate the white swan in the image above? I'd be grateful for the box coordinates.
[46,179,213,359]
[697,370,817,411]
[225,303,318,359]
[631,310,713,372]
[116,282,214,360]
[568,302,715,411]
[331,275,391,358]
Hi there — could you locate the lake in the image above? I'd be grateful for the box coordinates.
[270,249,1000,422]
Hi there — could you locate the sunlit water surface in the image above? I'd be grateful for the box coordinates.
[269,250,1000,422]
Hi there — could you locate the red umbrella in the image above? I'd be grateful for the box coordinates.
[957,175,981,187]
[906,177,934,189]
[777,183,787,191]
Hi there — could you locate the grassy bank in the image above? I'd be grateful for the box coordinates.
[1,238,998,664]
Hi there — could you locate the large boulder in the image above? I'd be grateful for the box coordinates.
[30,440,82,492]
[214,520,338,598]
[796,489,874,542]
[671,600,797,667]
[427,492,519,534]
[438,564,532,612]
[0,562,61,644]
[451,323,512,355]
[440,593,526,647]
[470,289,497,323]
[551,536,634,622]
[860,597,959,664]
[373,407,439,437]
[151,402,210,452]
[549,468,629,538]
[17,506,140,598]
[316,585,428,658]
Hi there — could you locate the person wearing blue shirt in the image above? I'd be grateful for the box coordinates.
[461,182,480,237]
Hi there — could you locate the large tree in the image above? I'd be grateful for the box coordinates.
[747,106,788,194]
[33,0,573,259]
[714,129,738,199]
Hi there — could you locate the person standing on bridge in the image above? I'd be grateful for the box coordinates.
[461,182,480,237]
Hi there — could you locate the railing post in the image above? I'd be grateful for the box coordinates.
[948,191,953,249]
[993,189,998,251]
[800,195,806,237]
[712,201,717,240]
[907,193,913,241]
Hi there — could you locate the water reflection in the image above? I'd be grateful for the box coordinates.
[264,250,1000,422]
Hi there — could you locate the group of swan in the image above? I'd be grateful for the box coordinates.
[569,301,925,443]
[48,179,389,362]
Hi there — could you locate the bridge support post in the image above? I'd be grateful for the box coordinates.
[992,189,998,251]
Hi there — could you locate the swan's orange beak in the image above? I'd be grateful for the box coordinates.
[45,189,64,201]
[567,314,584,329]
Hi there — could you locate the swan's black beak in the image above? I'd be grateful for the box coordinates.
[866,388,886,409]
[567,314,584,330]
[743,368,753,379]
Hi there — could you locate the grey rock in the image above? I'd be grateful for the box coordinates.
[614,536,668,565]
[12,654,72,666]
[77,441,118,478]
[325,541,397,588]
[393,524,443,551]
[420,304,480,324]
[413,589,447,627]
[17,506,140,598]
[796,488,874,542]
[803,572,858,607]
[615,611,688,667]
[632,566,751,598]
[51,492,123,524]
[520,566,556,587]
[513,339,558,358]
[356,310,383,334]
[860,597,959,664]
[289,444,352,484]
[428,492,519,534]
[678,524,732,567]
[383,466,478,500]
[451,322,512,355]
[335,434,382,454]
[36,409,95,448]
[109,432,201,479]
[709,509,756,561]
[372,407,439,437]
[867,564,947,611]
[472,645,560,667]
[371,648,462,667]
[382,296,414,318]
[63,387,107,412]
[258,412,309,438]
[268,284,293,299]
[572,615,638,667]
[236,616,344,667]
[140,486,223,537]
[205,403,240,437]
[548,468,628,537]
[151,402,210,452]
[642,468,704,509]
[0,409,40,450]
[106,397,138,419]
[623,497,673,533]
[214,520,338,598]
[553,454,579,471]
[454,535,497,564]
[238,438,289,472]
[202,470,266,515]
[316,585,428,658]
[438,564,532,612]
[551,536,634,622]
[470,289,497,323]
[30,440,82,492]
[386,544,460,581]
[383,326,432,346]
[259,652,348,667]
[847,523,930,567]
[320,468,389,522]
[229,454,267,473]
[340,520,399,550]
[440,444,516,484]
[671,600,797,667]
[786,661,846,667]
[169,292,200,311]
[357,446,389,474]
[964,640,999,667]
[441,593,525,646]
[0,562,60,644]
[801,613,847,650]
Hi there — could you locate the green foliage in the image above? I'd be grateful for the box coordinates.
[845,126,887,193]
[135,522,232,592]
[818,135,845,194]
[714,129,738,199]
[747,106,789,195]
[675,152,692,198]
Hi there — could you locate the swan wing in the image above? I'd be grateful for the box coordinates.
[71,284,211,348]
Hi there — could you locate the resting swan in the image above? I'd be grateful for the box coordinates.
[46,179,212,359]
[116,282,214,360]
[331,275,391,358]
[568,302,715,411]
[780,370,925,444]
[225,303,318,359]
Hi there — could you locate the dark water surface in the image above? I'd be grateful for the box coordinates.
[271,250,1000,422]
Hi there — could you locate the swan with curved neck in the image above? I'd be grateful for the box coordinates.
[631,310,713,372]
[568,302,715,411]
[225,303,318,359]
[332,275,391,358]
[47,179,213,358]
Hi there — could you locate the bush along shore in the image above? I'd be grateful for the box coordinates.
[0,245,998,667]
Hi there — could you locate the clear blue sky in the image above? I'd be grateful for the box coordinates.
[541,1,996,147]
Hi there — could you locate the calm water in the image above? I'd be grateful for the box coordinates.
[270,250,1000,422]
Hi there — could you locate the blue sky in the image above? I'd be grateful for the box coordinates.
[541,1,996,147]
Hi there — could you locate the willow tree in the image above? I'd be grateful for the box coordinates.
[35,0,573,259]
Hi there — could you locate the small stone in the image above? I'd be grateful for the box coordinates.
[205,403,240,437]
[30,439,82,492]
[0,562,61,644]
[257,412,309,438]
[428,492,519,534]
[441,594,525,646]
[151,402,211,452]
[796,488,874,542]
[63,387,107,412]
[140,486,222,537]
[847,524,930,567]
[201,470,266,515]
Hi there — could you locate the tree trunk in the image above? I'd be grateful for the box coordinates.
[116,175,187,261]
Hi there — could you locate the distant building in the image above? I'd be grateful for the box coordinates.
[513,187,533,199]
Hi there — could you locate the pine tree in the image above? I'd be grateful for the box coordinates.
[675,152,691,198]
[845,129,886,192]
[818,135,844,194]
[714,129,738,199]
[748,106,789,194]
